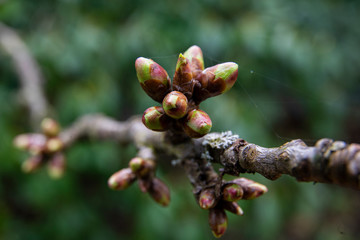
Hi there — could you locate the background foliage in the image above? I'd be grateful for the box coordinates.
[1,0,360,239]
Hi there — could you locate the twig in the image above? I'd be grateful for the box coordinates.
[0,22,49,127]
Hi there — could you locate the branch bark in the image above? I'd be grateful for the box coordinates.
[0,22,49,126]
[58,114,360,190]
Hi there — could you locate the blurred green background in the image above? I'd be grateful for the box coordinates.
[1,0,360,239]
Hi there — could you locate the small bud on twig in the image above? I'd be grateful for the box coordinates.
[209,208,228,238]
[222,183,243,202]
[41,118,60,137]
[173,54,194,97]
[198,188,216,209]
[221,201,244,216]
[148,178,170,207]
[48,152,66,179]
[108,168,137,190]
[22,155,42,173]
[162,91,188,119]
[182,109,212,138]
[129,157,155,178]
[142,106,170,131]
[183,45,204,73]
[232,178,268,200]
[13,134,47,155]
[135,57,171,103]
[45,137,64,153]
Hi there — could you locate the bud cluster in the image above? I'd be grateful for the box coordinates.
[13,118,66,179]
[108,157,170,207]
[197,178,268,238]
[136,45,238,138]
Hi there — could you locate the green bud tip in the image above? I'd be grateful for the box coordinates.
[13,134,30,150]
[209,208,228,238]
[162,91,188,119]
[149,178,170,207]
[222,201,244,216]
[175,53,187,71]
[199,189,216,209]
[183,109,212,138]
[108,168,136,190]
[46,138,64,153]
[222,184,243,202]
[129,157,155,177]
[183,45,204,71]
[22,155,42,173]
[48,152,66,179]
[135,57,170,85]
[41,118,60,137]
[213,62,238,93]
[142,106,169,131]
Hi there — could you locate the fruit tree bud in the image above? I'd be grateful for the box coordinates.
[183,45,204,73]
[162,91,188,119]
[194,62,238,103]
[222,183,243,202]
[48,152,66,179]
[198,188,216,209]
[129,157,155,178]
[232,178,268,200]
[221,201,244,216]
[142,106,170,131]
[41,118,60,137]
[148,178,170,207]
[172,53,194,96]
[22,155,42,173]
[209,208,228,238]
[45,137,64,153]
[108,168,137,190]
[135,57,171,103]
[13,134,47,155]
[182,109,212,138]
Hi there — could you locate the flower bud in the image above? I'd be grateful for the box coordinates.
[108,168,137,190]
[13,134,47,154]
[129,157,155,178]
[41,118,60,137]
[221,201,244,216]
[148,178,170,207]
[138,178,151,193]
[194,62,238,103]
[162,91,188,119]
[232,178,268,200]
[45,137,64,153]
[142,106,170,131]
[222,183,243,202]
[182,109,212,138]
[48,152,66,179]
[22,155,42,173]
[209,208,228,238]
[198,188,216,209]
[172,54,194,97]
[183,45,204,73]
[135,57,171,103]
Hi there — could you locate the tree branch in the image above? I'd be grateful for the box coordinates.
[58,114,360,190]
[0,22,49,126]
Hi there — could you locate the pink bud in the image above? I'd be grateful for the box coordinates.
[148,178,170,207]
[198,188,216,209]
[108,168,137,190]
[209,208,228,238]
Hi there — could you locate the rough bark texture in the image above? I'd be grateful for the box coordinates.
[59,114,360,190]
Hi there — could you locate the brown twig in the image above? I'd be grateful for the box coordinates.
[0,22,49,127]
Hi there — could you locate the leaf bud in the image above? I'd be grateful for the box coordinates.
[41,118,60,137]
[221,201,244,216]
[135,57,171,102]
[162,91,188,119]
[108,168,137,190]
[232,178,268,200]
[148,178,170,207]
[208,208,228,238]
[45,137,64,153]
[198,188,216,209]
[48,152,66,179]
[183,45,204,73]
[129,157,155,178]
[22,155,42,173]
[222,183,243,202]
[182,109,212,138]
[142,106,170,131]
